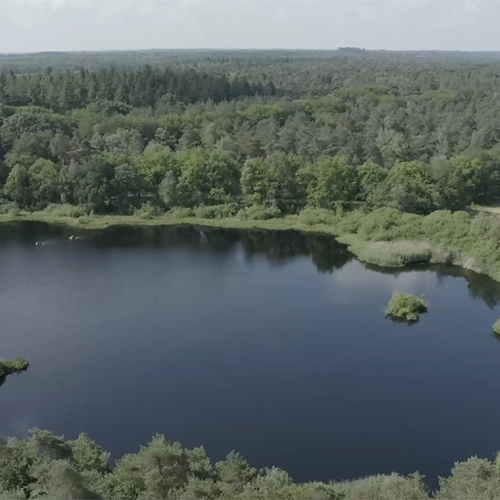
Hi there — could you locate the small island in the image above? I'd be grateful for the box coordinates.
[0,358,30,380]
[493,320,500,335]
[386,291,428,323]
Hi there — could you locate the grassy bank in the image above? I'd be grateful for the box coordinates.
[4,206,500,283]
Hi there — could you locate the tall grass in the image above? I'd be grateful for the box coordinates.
[346,240,436,267]
[5,205,500,283]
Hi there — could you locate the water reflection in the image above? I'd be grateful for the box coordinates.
[363,261,500,310]
[3,221,500,309]
[3,221,500,485]
[436,267,500,309]
[53,224,353,274]
[237,229,352,273]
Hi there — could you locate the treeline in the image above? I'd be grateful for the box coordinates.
[0,104,499,216]
[0,428,499,500]
[4,50,500,98]
[2,56,500,216]
[0,67,277,110]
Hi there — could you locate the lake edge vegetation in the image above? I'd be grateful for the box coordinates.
[4,53,500,282]
[6,51,500,498]
[7,205,500,284]
[0,428,500,500]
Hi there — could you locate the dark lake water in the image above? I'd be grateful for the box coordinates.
[2,223,500,485]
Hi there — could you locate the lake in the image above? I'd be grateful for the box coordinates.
[2,222,500,486]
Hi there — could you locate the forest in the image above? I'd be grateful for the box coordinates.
[0,427,500,500]
[3,51,500,279]
[3,51,500,218]
[5,50,500,499]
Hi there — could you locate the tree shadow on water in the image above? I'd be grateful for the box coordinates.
[362,261,500,311]
[240,230,352,273]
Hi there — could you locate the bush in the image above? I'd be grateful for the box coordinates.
[167,207,195,218]
[493,320,500,335]
[7,205,20,216]
[386,290,428,323]
[77,216,91,225]
[194,204,238,219]
[0,357,29,378]
[44,204,89,218]
[0,201,20,215]
[298,208,339,226]
[134,202,162,219]
[436,456,500,499]
[333,473,429,500]
[237,205,282,221]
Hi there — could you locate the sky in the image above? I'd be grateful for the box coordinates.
[0,0,497,54]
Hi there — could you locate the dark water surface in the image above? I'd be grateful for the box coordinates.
[2,223,500,485]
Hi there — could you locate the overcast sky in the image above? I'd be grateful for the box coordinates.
[0,0,497,54]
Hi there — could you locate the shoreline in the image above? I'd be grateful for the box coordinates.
[0,212,346,234]
[0,211,485,281]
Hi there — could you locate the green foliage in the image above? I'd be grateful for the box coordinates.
[134,202,163,219]
[435,456,500,499]
[167,207,195,218]
[0,201,20,216]
[28,159,60,209]
[493,319,500,335]
[350,240,437,268]
[237,205,282,221]
[3,55,500,217]
[358,162,389,203]
[381,162,437,215]
[386,290,429,323]
[307,155,359,210]
[43,204,89,218]
[194,204,239,219]
[3,165,30,208]
[68,434,111,474]
[0,358,29,379]
[298,208,341,226]
[1,427,500,499]
[332,473,429,500]
[241,154,306,213]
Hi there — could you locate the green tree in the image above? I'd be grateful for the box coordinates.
[171,149,240,207]
[3,164,31,208]
[358,162,388,203]
[112,163,141,214]
[136,147,180,205]
[28,159,60,209]
[381,161,437,214]
[307,155,360,209]
[69,434,111,475]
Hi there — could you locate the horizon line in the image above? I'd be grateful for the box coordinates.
[2,47,500,57]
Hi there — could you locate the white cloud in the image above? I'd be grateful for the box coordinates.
[0,0,497,53]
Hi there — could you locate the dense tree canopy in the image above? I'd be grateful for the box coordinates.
[5,50,500,499]
[1,51,500,217]
[0,428,499,500]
